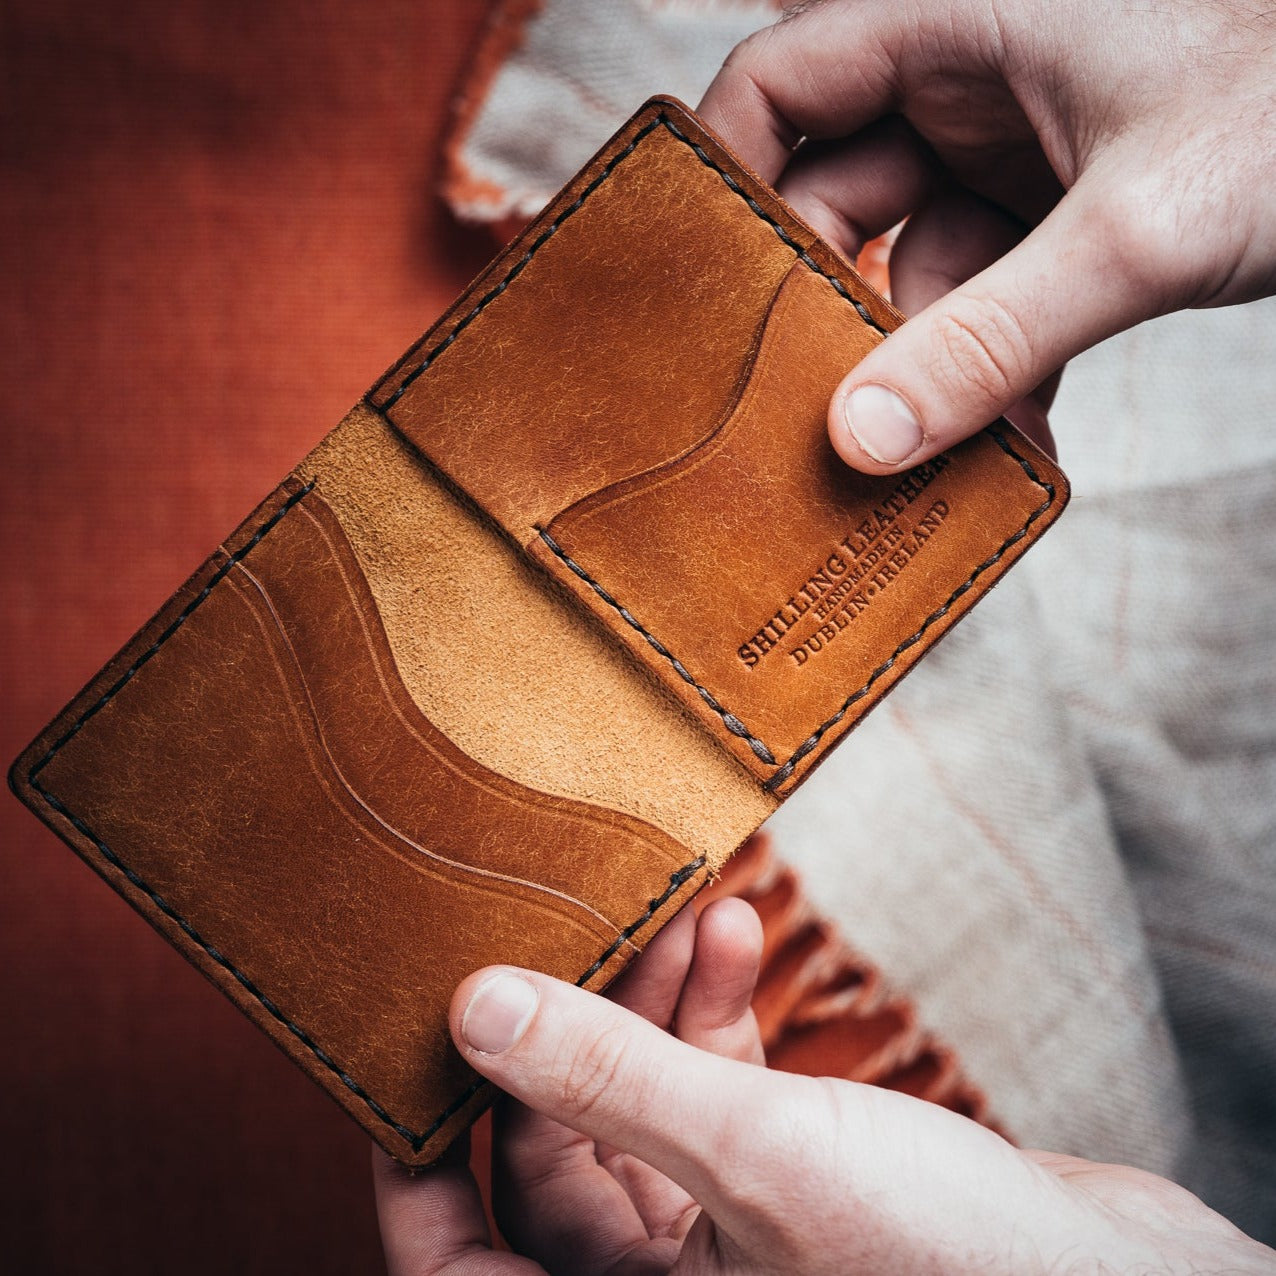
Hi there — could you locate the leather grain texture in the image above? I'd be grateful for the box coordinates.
[10,472,712,1166]
[10,97,1067,1166]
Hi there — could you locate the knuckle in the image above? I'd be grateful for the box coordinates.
[1089,175,1196,306]
[694,1100,752,1176]
[720,25,776,81]
[718,25,806,149]
[555,1023,630,1123]
[930,294,1034,410]
[711,1078,842,1255]
[778,0,823,25]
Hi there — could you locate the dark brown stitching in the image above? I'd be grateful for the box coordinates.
[28,483,315,780]
[32,751,705,1148]
[537,528,777,765]
[28,773,438,1146]
[660,116,1056,782]
[540,427,1055,790]
[658,115,890,337]
[420,854,706,1147]
[382,115,666,410]
[381,112,888,410]
[26,486,707,1151]
[576,857,705,983]
[762,430,1056,789]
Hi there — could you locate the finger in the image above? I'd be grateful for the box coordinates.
[775,116,939,262]
[675,899,765,1065]
[888,184,1025,318]
[699,0,966,181]
[494,1076,695,1272]
[499,913,704,1252]
[492,1092,654,1276]
[696,23,806,185]
[493,912,700,1261]
[886,184,1059,457]
[372,1142,542,1275]
[595,909,705,1233]
[606,901,695,1030]
[579,909,702,1236]
[828,174,1163,471]
[452,967,770,1222]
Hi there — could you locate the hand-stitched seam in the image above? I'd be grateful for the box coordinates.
[541,427,1055,788]
[382,114,665,410]
[762,429,1056,789]
[28,483,314,778]
[29,758,706,1149]
[537,527,778,766]
[407,854,706,1149]
[24,480,707,1151]
[657,115,890,335]
[381,112,888,411]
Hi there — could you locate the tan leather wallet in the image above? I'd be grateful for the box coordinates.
[10,98,1068,1167]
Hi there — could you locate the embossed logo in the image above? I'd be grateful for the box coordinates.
[736,457,952,671]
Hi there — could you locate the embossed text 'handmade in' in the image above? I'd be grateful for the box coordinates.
[10,99,1068,1166]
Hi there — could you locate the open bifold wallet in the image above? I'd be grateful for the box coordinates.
[11,99,1067,1166]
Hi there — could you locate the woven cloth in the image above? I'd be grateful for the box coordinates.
[444,0,781,226]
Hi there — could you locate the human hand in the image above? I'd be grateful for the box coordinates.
[373,901,1273,1274]
[698,0,1276,472]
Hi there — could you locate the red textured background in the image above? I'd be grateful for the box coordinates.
[1,3,496,1269]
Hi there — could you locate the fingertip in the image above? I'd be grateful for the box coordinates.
[678,900,766,1065]
[829,380,929,473]
[371,1141,403,1186]
[687,900,763,1019]
[697,29,802,184]
[697,897,764,974]
[632,897,697,973]
[607,903,697,1026]
[448,965,499,1042]
[450,966,541,1059]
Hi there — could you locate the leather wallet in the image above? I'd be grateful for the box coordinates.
[10,98,1068,1167]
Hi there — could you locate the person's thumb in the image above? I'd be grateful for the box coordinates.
[829,178,1164,473]
[450,966,769,1213]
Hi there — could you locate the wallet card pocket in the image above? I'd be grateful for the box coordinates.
[530,263,1064,790]
[376,103,1067,793]
[11,475,706,1163]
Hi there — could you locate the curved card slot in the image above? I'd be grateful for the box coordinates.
[379,120,799,540]
[27,485,699,1152]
